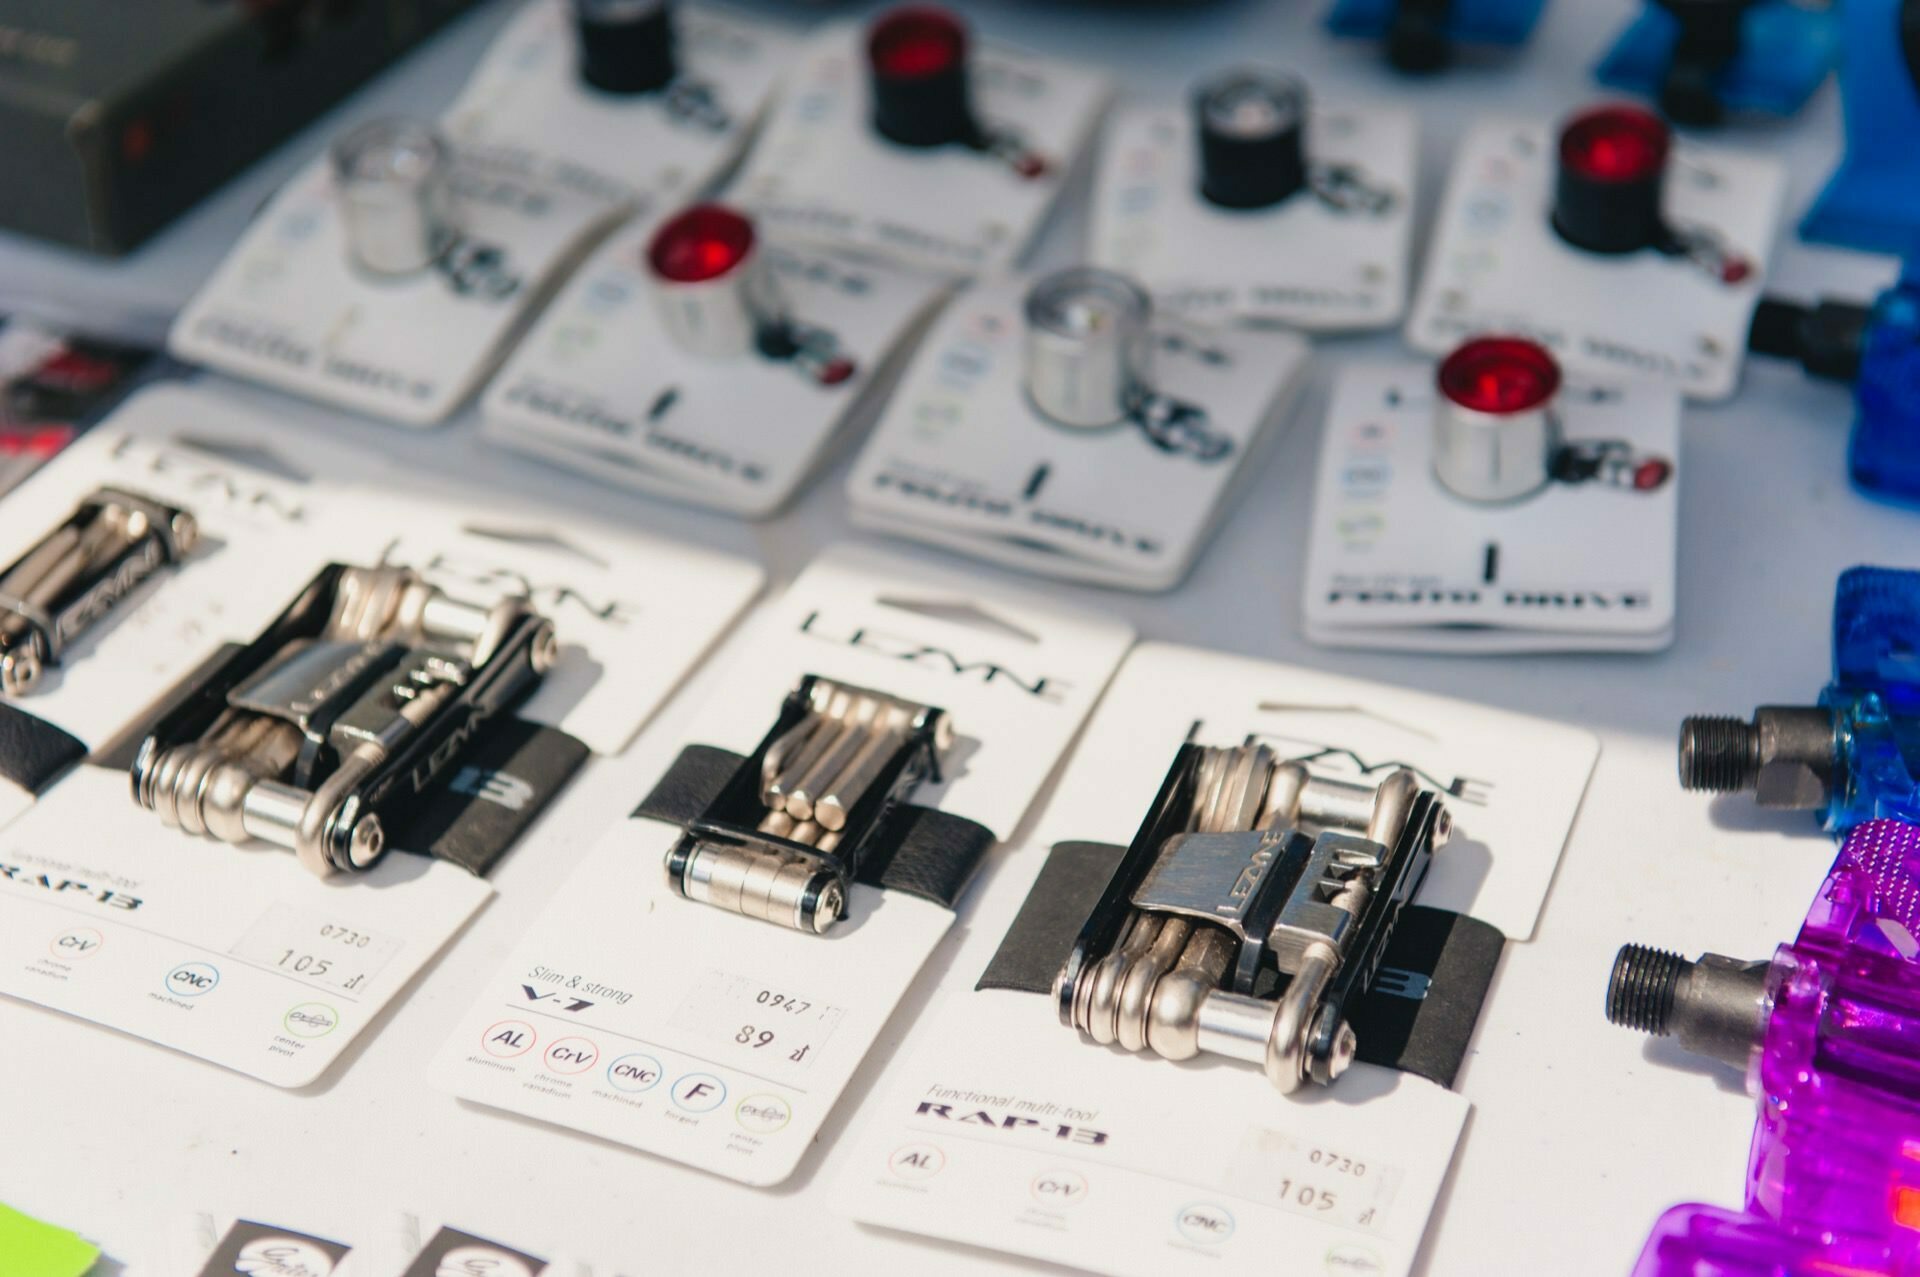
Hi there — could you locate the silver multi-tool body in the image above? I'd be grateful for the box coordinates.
[1057,738,1449,1092]
[130,563,557,877]
[0,487,198,696]
[666,675,953,935]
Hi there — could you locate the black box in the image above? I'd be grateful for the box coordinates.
[0,0,484,257]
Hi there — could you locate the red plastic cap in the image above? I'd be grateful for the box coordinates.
[1438,337,1562,415]
[1559,104,1670,184]
[647,204,755,283]
[868,6,968,80]
[1633,458,1672,491]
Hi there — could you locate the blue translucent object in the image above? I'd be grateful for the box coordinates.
[1850,261,1920,504]
[1801,0,1920,253]
[1325,0,1546,50]
[1595,2,1838,120]
[1821,566,1920,830]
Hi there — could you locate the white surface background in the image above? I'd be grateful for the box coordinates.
[0,1,1908,1274]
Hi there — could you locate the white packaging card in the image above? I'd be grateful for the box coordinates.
[445,0,797,210]
[729,22,1111,277]
[1405,116,1785,401]
[101,382,768,757]
[1302,360,1681,654]
[1092,98,1417,331]
[0,767,491,1088]
[430,545,1134,1185]
[836,936,1466,1277]
[845,276,1310,591]
[170,141,620,427]
[832,640,1601,1274]
[481,216,949,517]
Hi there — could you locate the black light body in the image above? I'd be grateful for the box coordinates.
[867,6,979,148]
[573,0,677,95]
[1551,104,1673,255]
[1193,69,1309,211]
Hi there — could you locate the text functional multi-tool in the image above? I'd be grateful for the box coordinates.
[1433,337,1672,503]
[1679,566,1920,832]
[1748,258,1920,505]
[0,488,198,696]
[659,675,969,935]
[1595,0,1838,127]
[1056,739,1447,1092]
[647,204,855,387]
[130,563,557,877]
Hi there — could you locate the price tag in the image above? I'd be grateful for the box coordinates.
[228,903,404,1000]
[1225,1129,1402,1234]
[668,969,844,1083]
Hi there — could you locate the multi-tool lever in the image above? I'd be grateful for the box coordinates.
[1055,740,1448,1093]
[665,675,952,935]
[0,487,198,697]
[130,564,557,877]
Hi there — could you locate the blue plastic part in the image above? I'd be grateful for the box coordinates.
[1325,0,1547,47]
[1800,0,1920,254]
[1850,263,1920,504]
[1595,2,1838,119]
[1821,567,1920,830]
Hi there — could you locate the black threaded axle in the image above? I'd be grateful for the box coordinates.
[1607,943,1686,1035]
[1677,715,1760,792]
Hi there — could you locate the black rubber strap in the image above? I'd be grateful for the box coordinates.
[634,744,995,910]
[0,701,87,797]
[860,803,995,907]
[390,717,588,877]
[978,840,1506,1090]
[634,743,738,824]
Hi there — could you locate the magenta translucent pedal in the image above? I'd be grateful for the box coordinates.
[1632,1202,1919,1276]
[1610,819,1920,1261]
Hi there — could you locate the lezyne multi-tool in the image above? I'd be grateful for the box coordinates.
[130,563,557,877]
[0,487,198,697]
[1056,738,1448,1092]
[662,675,955,935]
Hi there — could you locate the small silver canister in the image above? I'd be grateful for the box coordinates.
[332,117,455,277]
[645,203,786,359]
[1023,267,1153,430]
[1432,336,1563,504]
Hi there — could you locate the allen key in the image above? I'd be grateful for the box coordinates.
[669,675,953,935]
[0,488,198,697]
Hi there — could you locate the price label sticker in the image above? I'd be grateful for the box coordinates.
[228,903,404,1000]
[668,969,845,1084]
[1225,1129,1402,1234]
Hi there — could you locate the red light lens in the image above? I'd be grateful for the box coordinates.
[868,6,967,80]
[1633,458,1672,491]
[647,204,755,284]
[1559,104,1670,183]
[1438,337,1562,415]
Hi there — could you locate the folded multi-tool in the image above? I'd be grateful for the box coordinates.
[1055,739,1448,1092]
[0,487,198,697]
[648,674,991,935]
[129,563,556,877]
